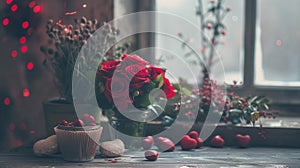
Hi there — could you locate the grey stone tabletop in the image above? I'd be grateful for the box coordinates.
[1,147,300,168]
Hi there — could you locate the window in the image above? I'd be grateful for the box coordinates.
[155,0,300,108]
[255,0,300,86]
[156,0,244,84]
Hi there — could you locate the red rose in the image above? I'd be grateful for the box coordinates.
[104,76,130,103]
[120,54,149,68]
[126,65,150,89]
[125,64,145,76]
[98,60,121,79]
[162,77,176,98]
[131,76,150,89]
[148,66,165,79]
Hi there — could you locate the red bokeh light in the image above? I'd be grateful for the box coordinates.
[29,1,36,8]
[27,62,34,70]
[16,139,23,147]
[6,0,13,5]
[29,130,36,135]
[33,5,42,13]
[276,40,282,46]
[11,4,18,12]
[19,123,27,130]
[4,97,11,106]
[19,36,26,44]
[23,88,30,97]
[9,123,15,131]
[22,21,29,29]
[21,45,28,53]
[2,18,9,26]
[11,50,18,58]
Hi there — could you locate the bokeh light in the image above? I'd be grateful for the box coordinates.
[22,21,29,29]
[21,45,28,53]
[9,123,15,131]
[11,4,18,12]
[23,88,30,97]
[33,5,42,13]
[27,62,34,70]
[19,36,26,44]
[4,97,11,106]
[28,1,35,8]
[2,18,9,26]
[11,50,18,58]
[6,0,13,5]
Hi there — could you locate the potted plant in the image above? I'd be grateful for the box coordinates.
[40,17,122,136]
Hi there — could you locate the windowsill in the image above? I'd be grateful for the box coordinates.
[100,116,300,148]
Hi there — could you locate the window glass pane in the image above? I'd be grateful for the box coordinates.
[156,0,244,84]
[255,0,300,86]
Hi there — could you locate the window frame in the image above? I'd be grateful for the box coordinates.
[240,0,300,111]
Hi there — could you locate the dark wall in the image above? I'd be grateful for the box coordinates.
[0,0,113,151]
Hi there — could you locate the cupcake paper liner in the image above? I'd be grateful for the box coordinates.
[54,126,103,162]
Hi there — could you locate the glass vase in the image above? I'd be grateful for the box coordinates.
[104,108,153,150]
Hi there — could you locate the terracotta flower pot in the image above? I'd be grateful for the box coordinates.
[43,98,101,136]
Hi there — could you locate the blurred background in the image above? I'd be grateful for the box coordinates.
[1,0,299,150]
[0,0,113,150]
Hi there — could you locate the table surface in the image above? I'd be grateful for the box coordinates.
[1,147,300,168]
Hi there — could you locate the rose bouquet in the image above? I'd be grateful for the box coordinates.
[96,54,177,112]
[96,54,178,140]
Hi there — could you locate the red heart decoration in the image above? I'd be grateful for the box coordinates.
[188,131,203,148]
[143,138,153,150]
[210,135,224,147]
[81,113,96,126]
[188,131,199,139]
[196,137,204,148]
[156,137,175,152]
[235,134,251,148]
[146,136,154,145]
[181,135,197,150]
[144,150,158,161]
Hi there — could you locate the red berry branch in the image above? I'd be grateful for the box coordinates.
[177,0,230,81]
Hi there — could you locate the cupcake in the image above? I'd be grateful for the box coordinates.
[54,114,103,162]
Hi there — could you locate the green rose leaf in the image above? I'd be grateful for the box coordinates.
[156,74,164,88]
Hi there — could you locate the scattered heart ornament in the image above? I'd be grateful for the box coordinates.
[143,137,153,150]
[180,135,197,150]
[210,135,225,147]
[144,150,158,161]
[156,137,175,152]
[235,134,251,148]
